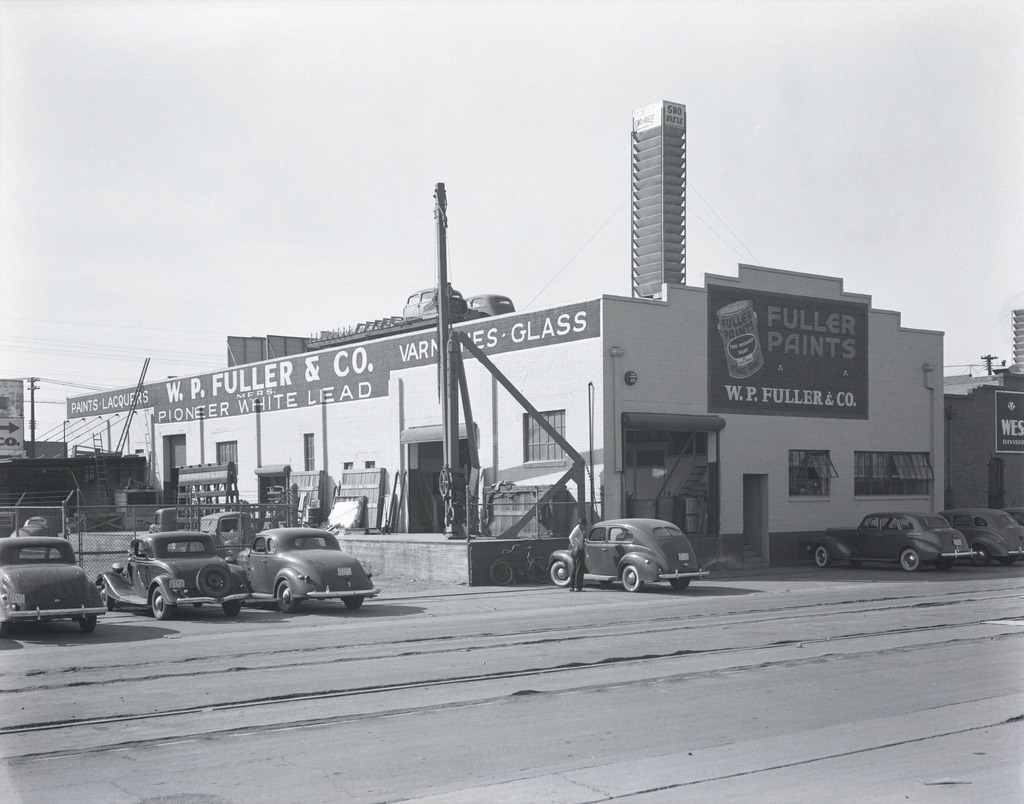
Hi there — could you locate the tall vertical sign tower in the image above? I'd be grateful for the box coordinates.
[631,101,687,299]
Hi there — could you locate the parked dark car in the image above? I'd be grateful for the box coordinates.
[235,528,379,612]
[466,294,515,317]
[1004,508,1024,528]
[941,508,1024,566]
[96,531,250,620]
[813,512,971,572]
[1,537,105,637]
[548,518,708,592]
[403,286,468,320]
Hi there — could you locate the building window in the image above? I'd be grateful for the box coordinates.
[364,460,375,469]
[216,441,238,466]
[789,450,837,496]
[303,433,315,471]
[855,451,933,496]
[524,410,565,462]
[343,461,354,470]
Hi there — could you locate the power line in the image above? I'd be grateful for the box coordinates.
[524,200,627,311]
[690,184,758,262]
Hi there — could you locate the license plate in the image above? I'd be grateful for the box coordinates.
[337,567,352,576]
[953,539,963,547]
[678,552,689,561]
[169,578,186,589]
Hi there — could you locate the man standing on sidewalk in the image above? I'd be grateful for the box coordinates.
[568,517,587,591]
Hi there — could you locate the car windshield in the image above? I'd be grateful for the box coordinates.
[922,516,949,528]
[160,539,214,557]
[1,545,75,565]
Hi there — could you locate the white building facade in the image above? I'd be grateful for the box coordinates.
[68,264,944,566]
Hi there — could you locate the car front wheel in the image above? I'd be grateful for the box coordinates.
[997,556,1017,566]
[151,589,176,620]
[813,545,832,568]
[343,596,364,610]
[669,578,690,590]
[277,580,301,613]
[971,543,992,567]
[549,559,570,588]
[222,600,242,617]
[899,548,921,572]
[934,558,953,570]
[621,565,643,592]
[79,614,97,633]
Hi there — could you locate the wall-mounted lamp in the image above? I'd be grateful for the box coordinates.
[609,346,625,358]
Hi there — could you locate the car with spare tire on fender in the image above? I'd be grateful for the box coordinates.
[812,512,972,572]
[548,518,708,592]
[96,531,250,620]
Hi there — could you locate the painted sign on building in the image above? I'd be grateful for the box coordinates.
[67,301,601,424]
[707,286,870,419]
[0,380,26,457]
[995,390,1024,453]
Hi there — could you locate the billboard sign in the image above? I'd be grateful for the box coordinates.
[67,301,601,424]
[632,100,686,134]
[0,417,25,456]
[995,390,1024,453]
[707,285,870,419]
[0,380,26,457]
[0,379,24,418]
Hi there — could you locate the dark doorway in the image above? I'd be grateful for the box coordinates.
[163,434,186,503]
[742,473,768,557]
[406,438,472,533]
[988,458,1005,509]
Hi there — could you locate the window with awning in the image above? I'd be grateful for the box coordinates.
[854,451,933,496]
[788,450,838,496]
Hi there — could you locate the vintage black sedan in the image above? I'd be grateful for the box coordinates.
[234,528,379,612]
[941,508,1024,566]
[1,536,105,637]
[97,531,250,620]
[548,518,709,592]
[813,512,971,572]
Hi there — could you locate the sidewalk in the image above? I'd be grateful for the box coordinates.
[371,564,823,597]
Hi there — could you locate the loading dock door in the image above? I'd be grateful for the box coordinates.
[401,424,473,534]
[620,413,724,535]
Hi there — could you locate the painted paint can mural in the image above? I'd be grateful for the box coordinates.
[716,300,764,378]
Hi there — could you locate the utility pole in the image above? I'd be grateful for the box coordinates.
[434,182,467,540]
[981,354,998,375]
[28,377,39,458]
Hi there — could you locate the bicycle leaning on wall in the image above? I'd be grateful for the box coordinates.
[488,542,550,586]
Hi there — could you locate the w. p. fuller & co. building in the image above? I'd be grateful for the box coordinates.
[67,263,944,566]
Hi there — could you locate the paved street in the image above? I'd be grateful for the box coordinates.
[1,565,1022,803]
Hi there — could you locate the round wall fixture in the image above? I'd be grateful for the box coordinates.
[624,370,638,386]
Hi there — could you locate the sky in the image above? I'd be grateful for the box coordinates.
[1,0,1022,446]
